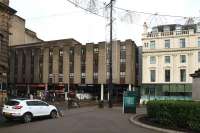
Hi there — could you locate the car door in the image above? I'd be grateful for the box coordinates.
[37,101,50,116]
[26,101,41,116]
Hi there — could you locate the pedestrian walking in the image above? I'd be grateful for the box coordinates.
[30,94,33,100]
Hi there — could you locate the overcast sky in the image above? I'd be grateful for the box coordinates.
[10,0,200,45]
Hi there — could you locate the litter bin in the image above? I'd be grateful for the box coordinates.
[123,91,136,113]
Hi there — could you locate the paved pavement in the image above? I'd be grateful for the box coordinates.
[0,106,160,133]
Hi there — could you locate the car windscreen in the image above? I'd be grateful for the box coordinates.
[5,100,20,106]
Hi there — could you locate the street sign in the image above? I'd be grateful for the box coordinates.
[123,91,136,113]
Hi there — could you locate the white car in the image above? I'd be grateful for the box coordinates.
[2,98,58,123]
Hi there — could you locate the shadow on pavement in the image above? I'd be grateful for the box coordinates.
[0,115,56,128]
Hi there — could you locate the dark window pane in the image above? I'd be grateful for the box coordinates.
[5,100,19,106]
[165,69,170,82]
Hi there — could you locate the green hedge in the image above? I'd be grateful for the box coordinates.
[147,100,200,131]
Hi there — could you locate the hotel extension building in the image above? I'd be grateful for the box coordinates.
[9,39,137,101]
[141,22,200,101]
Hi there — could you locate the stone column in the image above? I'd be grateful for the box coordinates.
[157,55,162,83]
[63,46,69,84]
[98,42,107,84]
[74,45,81,84]
[101,84,104,101]
[43,48,49,83]
[125,40,135,85]
[17,50,23,83]
[25,49,31,83]
[128,84,132,91]
[9,49,15,83]
[172,54,178,83]
[53,47,59,83]
[142,55,148,83]
[188,53,194,82]
[112,41,120,84]
[85,43,93,84]
[33,49,40,83]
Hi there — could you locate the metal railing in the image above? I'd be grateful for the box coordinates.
[143,30,191,38]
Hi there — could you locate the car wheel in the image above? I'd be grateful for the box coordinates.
[23,113,32,123]
[50,110,57,119]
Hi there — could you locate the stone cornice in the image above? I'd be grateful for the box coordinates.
[10,38,81,49]
[143,47,200,54]
[0,2,16,14]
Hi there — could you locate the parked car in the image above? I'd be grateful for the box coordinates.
[2,98,58,123]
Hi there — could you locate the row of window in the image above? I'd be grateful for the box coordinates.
[144,37,200,49]
[150,55,187,64]
[150,52,200,64]
[48,72,126,83]
[150,69,186,82]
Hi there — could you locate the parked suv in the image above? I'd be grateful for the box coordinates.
[2,98,58,123]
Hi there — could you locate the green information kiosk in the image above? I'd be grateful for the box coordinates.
[123,91,136,113]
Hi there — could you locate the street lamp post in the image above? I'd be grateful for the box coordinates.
[108,0,115,108]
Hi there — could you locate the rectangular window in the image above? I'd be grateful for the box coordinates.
[120,45,126,51]
[58,77,63,83]
[180,38,186,48]
[165,40,170,48]
[39,49,43,83]
[180,69,186,82]
[198,52,200,62]
[150,41,155,49]
[59,49,63,74]
[69,48,74,73]
[94,47,99,53]
[144,43,148,48]
[49,48,53,74]
[150,70,156,82]
[120,72,126,77]
[150,56,156,64]
[165,56,170,63]
[198,37,200,47]
[165,69,170,82]
[180,55,186,63]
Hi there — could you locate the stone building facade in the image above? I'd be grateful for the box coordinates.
[0,0,16,88]
[9,39,137,100]
[141,22,200,101]
[9,15,42,46]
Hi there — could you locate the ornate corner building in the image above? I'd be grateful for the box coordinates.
[141,22,200,101]
[0,0,16,88]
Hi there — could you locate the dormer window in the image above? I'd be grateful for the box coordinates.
[176,25,182,31]
[164,26,170,32]
[152,27,158,33]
